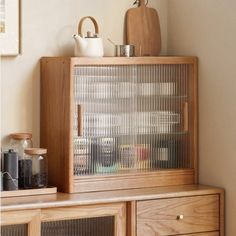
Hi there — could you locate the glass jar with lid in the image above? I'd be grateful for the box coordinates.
[9,133,33,160]
[23,148,48,189]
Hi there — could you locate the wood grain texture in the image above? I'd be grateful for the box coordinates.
[42,55,198,67]
[125,0,161,56]
[77,104,83,136]
[137,195,219,236]
[28,211,41,236]
[71,56,197,65]
[1,187,57,198]
[73,169,195,193]
[41,203,124,222]
[179,233,219,236]
[127,201,136,236]
[115,202,127,236]
[1,209,40,225]
[41,203,126,236]
[190,58,199,183]
[40,56,198,193]
[0,186,224,236]
[219,189,225,236]
[42,56,197,65]
[40,58,73,193]
[1,209,41,236]
[183,102,189,132]
[1,185,223,212]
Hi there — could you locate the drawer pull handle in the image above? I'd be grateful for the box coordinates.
[176,215,184,220]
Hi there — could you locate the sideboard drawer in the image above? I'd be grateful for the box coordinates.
[137,195,219,236]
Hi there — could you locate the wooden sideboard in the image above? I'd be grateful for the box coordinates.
[1,185,224,236]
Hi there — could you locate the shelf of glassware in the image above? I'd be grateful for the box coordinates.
[73,95,190,177]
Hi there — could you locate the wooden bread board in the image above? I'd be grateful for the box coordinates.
[125,0,161,56]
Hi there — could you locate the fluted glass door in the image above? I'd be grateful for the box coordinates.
[73,63,192,177]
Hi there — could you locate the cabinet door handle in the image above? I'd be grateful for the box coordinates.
[176,214,184,220]
[183,102,189,132]
[78,104,83,136]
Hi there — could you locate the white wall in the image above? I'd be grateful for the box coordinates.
[3,1,234,234]
[168,1,236,235]
[1,0,167,147]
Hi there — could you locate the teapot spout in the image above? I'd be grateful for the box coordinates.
[73,34,88,56]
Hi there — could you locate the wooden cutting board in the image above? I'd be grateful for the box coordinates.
[125,0,161,56]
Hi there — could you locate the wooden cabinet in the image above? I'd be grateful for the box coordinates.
[1,185,224,236]
[1,210,40,236]
[40,56,198,193]
[137,195,219,236]
[1,203,126,236]
[41,203,126,236]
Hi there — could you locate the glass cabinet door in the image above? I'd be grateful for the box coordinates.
[1,224,28,236]
[1,203,125,236]
[1,210,40,236]
[41,203,126,236]
[73,63,192,176]
[42,216,114,236]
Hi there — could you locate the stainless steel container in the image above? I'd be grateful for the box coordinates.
[115,45,135,57]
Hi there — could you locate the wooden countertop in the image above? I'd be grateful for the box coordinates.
[1,185,224,212]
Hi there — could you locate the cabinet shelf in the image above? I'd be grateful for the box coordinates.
[73,131,188,139]
[76,95,188,102]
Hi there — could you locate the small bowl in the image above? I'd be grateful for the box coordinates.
[115,45,135,57]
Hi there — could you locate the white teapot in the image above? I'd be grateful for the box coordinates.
[73,16,104,57]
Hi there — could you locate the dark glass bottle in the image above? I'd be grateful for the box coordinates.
[92,138,118,173]
[152,139,181,169]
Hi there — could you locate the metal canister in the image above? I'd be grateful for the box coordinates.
[93,138,118,173]
[3,150,18,191]
[115,45,135,57]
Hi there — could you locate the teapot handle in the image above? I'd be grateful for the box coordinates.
[78,16,100,36]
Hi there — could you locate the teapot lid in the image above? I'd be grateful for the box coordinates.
[86,31,98,38]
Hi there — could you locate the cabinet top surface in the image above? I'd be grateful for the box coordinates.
[1,185,223,212]
[41,56,198,65]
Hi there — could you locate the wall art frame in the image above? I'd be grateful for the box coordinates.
[0,0,21,56]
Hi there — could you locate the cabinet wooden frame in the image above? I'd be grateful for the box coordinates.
[1,209,41,236]
[0,185,224,236]
[127,201,137,236]
[41,202,126,236]
[0,204,125,236]
[220,189,225,236]
[40,56,198,193]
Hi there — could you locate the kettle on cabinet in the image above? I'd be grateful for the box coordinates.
[73,16,104,57]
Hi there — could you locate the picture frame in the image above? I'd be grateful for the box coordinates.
[0,0,21,56]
